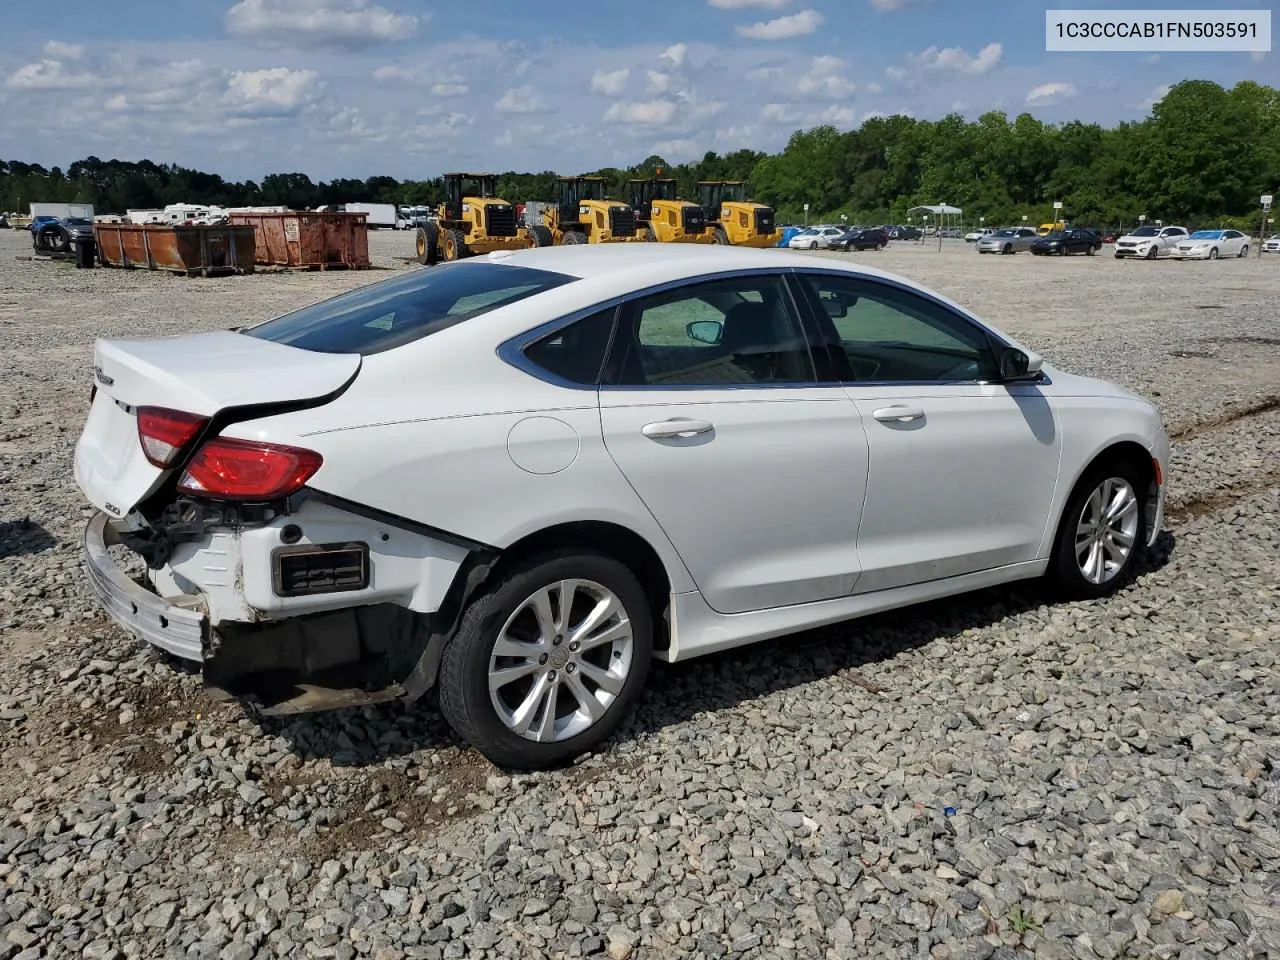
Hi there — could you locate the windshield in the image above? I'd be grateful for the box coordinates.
[63,217,92,226]
[1044,231,1066,239]
[993,229,1017,237]
[1189,230,1224,240]
[243,262,576,356]
[1128,226,1159,237]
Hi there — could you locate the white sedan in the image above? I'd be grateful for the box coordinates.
[1170,229,1250,260]
[787,226,845,250]
[1262,235,1279,254]
[75,245,1170,769]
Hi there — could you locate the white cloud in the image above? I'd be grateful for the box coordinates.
[649,138,703,161]
[413,111,471,140]
[590,68,630,96]
[1025,81,1078,105]
[1250,50,1267,63]
[431,82,468,97]
[1135,83,1171,110]
[908,41,1002,75]
[224,67,322,115]
[660,43,688,68]
[494,84,546,113]
[4,60,100,91]
[760,102,797,123]
[864,82,883,94]
[709,0,790,7]
[735,10,823,39]
[885,66,907,81]
[225,0,419,49]
[797,55,856,99]
[43,41,84,59]
[603,99,678,125]
[1140,53,1161,65]
[105,94,129,111]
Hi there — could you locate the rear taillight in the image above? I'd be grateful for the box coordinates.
[137,407,208,467]
[177,437,322,501]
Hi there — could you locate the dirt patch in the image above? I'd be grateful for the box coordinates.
[1169,395,1280,441]
[1165,467,1280,525]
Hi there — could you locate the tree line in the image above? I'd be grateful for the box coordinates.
[1,79,1275,228]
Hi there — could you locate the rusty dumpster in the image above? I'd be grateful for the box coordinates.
[228,212,370,270]
[94,224,256,277]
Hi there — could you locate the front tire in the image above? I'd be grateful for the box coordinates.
[442,228,467,262]
[1239,245,1248,257]
[561,230,587,245]
[1145,246,1157,260]
[1047,463,1147,600]
[1208,247,1218,260]
[438,551,653,770]
[713,226,730,245]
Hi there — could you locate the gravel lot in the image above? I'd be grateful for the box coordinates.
[1,228,1277,960]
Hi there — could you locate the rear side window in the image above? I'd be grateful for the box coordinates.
[522,308,617,385]
[243,261,576,356]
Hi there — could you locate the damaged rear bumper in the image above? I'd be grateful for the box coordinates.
[85,512,207,662]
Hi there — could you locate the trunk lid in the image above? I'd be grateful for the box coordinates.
[75,330,359,518]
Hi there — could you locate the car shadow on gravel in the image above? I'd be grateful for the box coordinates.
[0,518,56,559]
[248,530,1175,771]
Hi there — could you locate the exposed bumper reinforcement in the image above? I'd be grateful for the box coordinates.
[85,512,207,662]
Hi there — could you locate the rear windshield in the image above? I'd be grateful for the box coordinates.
[243,261,575,355]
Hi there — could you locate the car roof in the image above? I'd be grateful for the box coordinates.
[480,243,904,284]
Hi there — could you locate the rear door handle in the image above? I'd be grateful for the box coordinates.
[642,418,714,439]
[872,406,925,423]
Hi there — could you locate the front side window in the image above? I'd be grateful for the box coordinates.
[244,261,575,356]
[800,274,998,383]
[605,275,814,386]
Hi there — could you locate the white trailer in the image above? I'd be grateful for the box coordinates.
[30,202,95,221]
[343,202,398,229]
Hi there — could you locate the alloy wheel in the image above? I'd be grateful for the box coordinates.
[487,579,634,743]
[1074,477,1139,585]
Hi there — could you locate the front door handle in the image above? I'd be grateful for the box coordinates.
[642,418,714,439]
[872,405,925,423]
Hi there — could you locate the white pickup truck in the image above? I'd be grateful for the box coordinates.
[964,227,995,243]
[1113,225,1189,260]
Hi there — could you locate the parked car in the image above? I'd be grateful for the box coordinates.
[977,227,1039,254]
[964,228,995,243]
[888,225,921,241]
[0,213,9,229]
[1101,231,1118,244]
[75,245,1171,769]
[1030,229,1102,256]
[1263,234,1280,254]
[1170,229,1250,260]
[787,226,845,250]
[32,216,94,253]
[831,226,889,251]
[27,215,60,234]
[1113,225,1189,259]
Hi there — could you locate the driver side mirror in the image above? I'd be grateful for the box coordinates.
[687,319,723,345]
[998,346,1043,382]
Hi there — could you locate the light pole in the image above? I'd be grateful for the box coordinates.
[803,202,809,227]
[937,204,945,252]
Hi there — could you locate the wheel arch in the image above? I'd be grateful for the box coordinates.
[401,519,677,702]
[1045,439,1158,557]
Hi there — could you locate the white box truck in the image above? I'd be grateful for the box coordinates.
[30,202,95,221]
[343,202,397,229]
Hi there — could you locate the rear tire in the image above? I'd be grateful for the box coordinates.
[438,550,653,770]
[875,241,885,251]
[1239,245,1248,257]
[529,225,554,248]
[561,230,587,245]
[1003,243,1012,255]
[713,226,730,246]
[1046,461,1148,601]
[645,225,657,243]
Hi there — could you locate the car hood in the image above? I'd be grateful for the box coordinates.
[1041,364,1151,405]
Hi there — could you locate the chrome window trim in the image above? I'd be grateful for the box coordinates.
[497,264,1048,392]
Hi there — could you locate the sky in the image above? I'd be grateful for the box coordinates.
[0,0,1272,182]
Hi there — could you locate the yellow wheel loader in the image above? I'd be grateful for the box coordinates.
[524,177,639,246]
[698,180,783,248]
[415,172,532,265]
[626,178,711,243]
